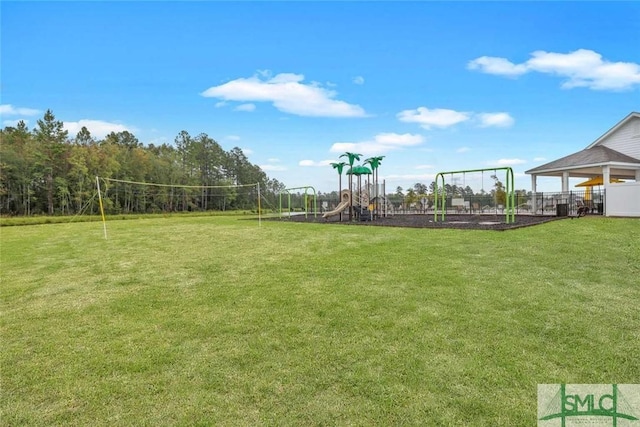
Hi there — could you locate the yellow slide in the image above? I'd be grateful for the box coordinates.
[323,189,351,218]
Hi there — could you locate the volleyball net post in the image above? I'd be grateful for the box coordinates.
[96,176,108,240]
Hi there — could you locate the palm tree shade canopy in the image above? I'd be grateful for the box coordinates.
[346,165,372,175]
[340,152,362,166]
[364,156,385,170]
[331,162,347,175]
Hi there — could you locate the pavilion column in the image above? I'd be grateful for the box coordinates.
[531,174,538,214]
[603,166,610,217]
[603,165,611,188]
[562,172,569,193]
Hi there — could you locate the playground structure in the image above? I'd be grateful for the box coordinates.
[321,184,389,220]
[322,189,351,218]
[434,167,516,223]
[323,153,389,222]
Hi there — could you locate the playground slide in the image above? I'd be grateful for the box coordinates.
[322,200,350,218]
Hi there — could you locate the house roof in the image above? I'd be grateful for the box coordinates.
[525,145,640,174]
[586,111,640,149]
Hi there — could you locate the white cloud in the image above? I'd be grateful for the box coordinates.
[398,107,514,130]
[201,72,367,117]
[64,119,130,139]
[467,57,528,77]
[353,76,365,85]
[225,135,241,141]
[299,159,334,167]
[267,158,280,162]
[527,50,640,90]
[260,164,287,172]
[397,107,470,130]
[215,101,228,108]
[0,104,41,116]
[234,103,256,112]
[487,158,527,166]
[456,147,470,153]
[241,147,254,155]
[533,157,547,162]
[477,112,514,128]
[330,132,425,156]
[374,132,424,147]
[415,164,434,170]
[468,49,640,91]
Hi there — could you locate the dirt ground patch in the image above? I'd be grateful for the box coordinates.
[267,213,563,230]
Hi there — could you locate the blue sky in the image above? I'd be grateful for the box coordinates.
[2,1,639,193]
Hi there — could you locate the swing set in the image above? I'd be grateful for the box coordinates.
[279,186,318,218]
[433,167,515,223]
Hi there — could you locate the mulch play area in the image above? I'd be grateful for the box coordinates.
[269,213,562,230]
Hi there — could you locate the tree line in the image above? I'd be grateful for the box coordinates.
[0,110,286,216]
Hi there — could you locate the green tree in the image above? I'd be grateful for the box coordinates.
[104,130,140,149]
[146,143,181,211]
[413,182,427,195]
[405,188,418,209]
[227,146,265,209]
[33,110,69,215]
[174,130,196,182]
[0,121,35,214]
[75,126,95,146]
[263,178,286,211]
[428,181,437,195]
[490,175,506,206]
[392,186,404,209]
[67,144,90,212]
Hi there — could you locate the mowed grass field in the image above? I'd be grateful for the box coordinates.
[2,215,639,426]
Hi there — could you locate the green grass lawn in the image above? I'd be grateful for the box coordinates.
[1,216,639,426]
